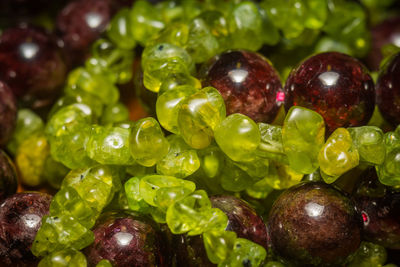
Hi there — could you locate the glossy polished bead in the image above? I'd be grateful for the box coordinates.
[284,52,375,133]
[202,50,283,123]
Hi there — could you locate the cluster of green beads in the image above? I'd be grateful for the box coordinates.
[13,0,388,266]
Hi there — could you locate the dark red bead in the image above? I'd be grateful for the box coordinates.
[0,25,67,99]
[201,50,283,123]
[85,211,168,267]
[376,52,400,127]
[268,182,361,266]
[284,52,375,133]
[0,192,52,265]
[0,81,17,145]
[0,150,18,202]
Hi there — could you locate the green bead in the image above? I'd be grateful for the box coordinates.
[7,109,44,155]
[220,158,254,192]
[166,190,228,235]
[149,22,189,48]
[142,43,193,92]
[256,123,288,164]
[49,93,103,120]
[86,126,133,165]
[377,132,400,186]
[197,10,230,50]
[38,249,87,267]
[50,186,96,229]
[158,73,201,95]
[130,0,165,45]
[234,157,269,180]
[198,145,224,179]
[227,1,263,51]
[259,8,280,46]
[348,126,385,165]
[186,17,219,63]
[245,176,274,199]
[157,134,200,178]
[215,113,260,162]
[265,161,304,190]
[124,177,151,213]
[67,68,119,105]
[282,106,325,174]
[129,117,170,167]
[219,238,266,267]
[107,8,136,49]
[318,128,359,183]
[139,174,196,206]
[156,85,198,134]
[303,0,328,30]
[101,102,130,125]
[96,259,112,267]
[203,230,237,264]
[32,215,94,257]
[348,242,387,267]
[15,133,49,187]
[43,156,70,189]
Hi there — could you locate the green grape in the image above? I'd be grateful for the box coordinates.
[15,133,49,187]
[282,106,325,174]
[50,186,97,229]
[157,134,200,178]
[186,17,219,63]
[215,113,260,162]
[156,85,198,134]
[219,238,267,267]
[32,215,94,257]
[166,190,228,235]
[101,102,130,125]
[86,126,133,165]
[348,126,385,165]
[142,43,194,92]
[129,117,170,167]
[139,174,196,206]
[227,1,263,51]
[38,249,87,267]
[107,8,136,50]
[203,230,237,264]
[66,68,119,105]
[7,109,44,155]
[318,128,359,183]
[130,0,165,45]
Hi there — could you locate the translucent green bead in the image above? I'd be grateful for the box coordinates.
[156,85,198,134]
[259,8,280,46]
[38,249,87,267]
[318,128,359,183]
[154,186,194,211]
[348,126,385,165]
[219,238,267,267]
[303,0,328,30]
[220,158,254,192]
[32,215,94,257]
[257,123,288,164]
[142,43,193,92]
[66,68,119,105]
[215,113,260,162]
[234,157,269,179]
[107,8,136,49]
[158,73,201,95]
[156,135,200,178]
[227,1,263,51]
[186,17,219,63]
[198,145,225,179]
[129,117,170,167]
[156,1,184,23]
[166,190,228,235]
[282,106,325,174]
[245,177,274,199]
[7,109,44,154]
[139,174,196,206]
[124,177,151,212]
[130,0,165,45]
[376,132,400,186]
[348,242,387,267]
[50,186,96,229]
[96,259,112,267]
[43,156,70,189]
[203,230,237,264]
[149,23,189,48]
[314,36,352,55]
[265,161,304,190]
[86,126,133,165]
[101,102,130,125]
[15,133,49,187]
[62,166,122,212]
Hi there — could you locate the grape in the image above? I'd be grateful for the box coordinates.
[284,52,375,133]
[0,25,67,102]
[84,210,168,267]
[0,81,17,146]
[0,192,52,265]
[201,50,283,123]
[268,182,361,266]
[376,52,400,127]
[0,150,17,201]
